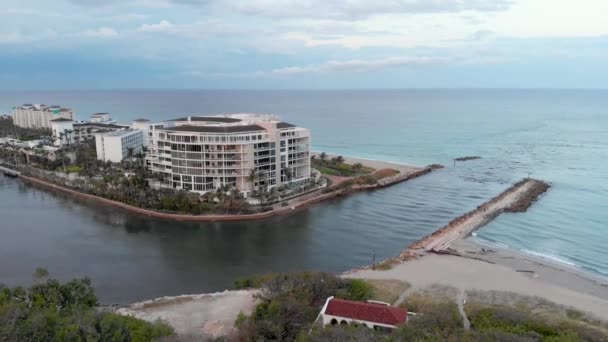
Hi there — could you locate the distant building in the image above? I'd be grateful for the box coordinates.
[89,113,116,124]
[12,104,74,129]
[95,129,144,163]
[72,122,130,143]
[318,297,408,330]
[145,114,311,196]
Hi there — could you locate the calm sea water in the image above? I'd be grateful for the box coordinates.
[1,90,607,303]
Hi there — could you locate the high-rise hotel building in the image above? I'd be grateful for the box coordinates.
[13,104,74,129]
[146,114,311,196]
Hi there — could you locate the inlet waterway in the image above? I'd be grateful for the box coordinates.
[1,89,607,304]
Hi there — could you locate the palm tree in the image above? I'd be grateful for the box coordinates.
[335,155,345,164]
[247,168,259,192]
[65,129,73,146]
[320,152,327,162]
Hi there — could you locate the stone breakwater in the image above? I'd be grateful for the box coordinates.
[454,156,481,162]
[403,178,550,256]
[349,178,550,271]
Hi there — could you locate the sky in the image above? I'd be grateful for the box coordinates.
[1,0,608,89]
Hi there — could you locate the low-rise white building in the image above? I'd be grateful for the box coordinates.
[95,129,144,163]
[12,104,74,129]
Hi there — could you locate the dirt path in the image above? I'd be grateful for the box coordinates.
[116,290,257,339]
[457,290,471,331]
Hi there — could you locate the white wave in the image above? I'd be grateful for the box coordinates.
[522,250,578,267]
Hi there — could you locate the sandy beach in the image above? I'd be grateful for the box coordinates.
[346,242,608,321]
[312,152,420,174]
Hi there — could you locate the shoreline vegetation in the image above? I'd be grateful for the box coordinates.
[13,162,439,222]
[1,144,441,222]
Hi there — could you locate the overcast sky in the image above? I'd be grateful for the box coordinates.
[1,0,608,89]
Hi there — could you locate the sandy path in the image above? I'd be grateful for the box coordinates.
[345,254,608,320]
[116,290,258,339]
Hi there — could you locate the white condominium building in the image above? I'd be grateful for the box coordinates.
[12,104,74,129]
[95,129,144,163]
[146,114,311,196]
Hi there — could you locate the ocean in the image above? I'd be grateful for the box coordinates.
[0,89,607,303]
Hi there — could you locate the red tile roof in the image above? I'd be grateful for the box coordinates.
[325,298,407,326]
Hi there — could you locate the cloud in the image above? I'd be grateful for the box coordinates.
[82,27,119,38]
[267,56,450,75]
[138,20,173,33]
[222,0,513,20]
[470,30,495,41]
[0,30,58,45]
[66,0,121,6]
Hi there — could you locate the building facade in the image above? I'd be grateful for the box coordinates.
[132,119,151,147]
[146,114,311,196]
[95,129,144,163]
[12,104,74,129]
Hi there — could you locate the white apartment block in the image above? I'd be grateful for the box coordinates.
[12,104,74,129]
[146,114,311,196]
[95,129,144,163]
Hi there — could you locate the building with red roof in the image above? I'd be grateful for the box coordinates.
[319,296,408,330]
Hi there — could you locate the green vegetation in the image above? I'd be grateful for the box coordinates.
[233,272,375,341]
[0,116,51,141]
[0,269,174,341]
[234,274,608,341]
[466,304,607,341]
[312,153,375,177]
[0,140,253,215]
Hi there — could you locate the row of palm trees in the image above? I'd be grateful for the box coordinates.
[57,127,89,146]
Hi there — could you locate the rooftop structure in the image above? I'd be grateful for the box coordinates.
[146,114,311,196]
[90,113,116,124]
[319,297,408,330]
[12,104,74,129]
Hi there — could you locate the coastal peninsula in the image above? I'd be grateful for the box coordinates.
[1,114,440,222]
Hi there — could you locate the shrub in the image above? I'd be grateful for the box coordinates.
[343,279,374,301]
[0,271,174,341]
[234,272,374,341]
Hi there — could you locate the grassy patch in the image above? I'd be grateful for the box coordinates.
[375,259,398,271]
[65,164,83,173]
[312,157,375,177]
[401,284,459,313]
[365,279,410,304]
[371,168,400,180]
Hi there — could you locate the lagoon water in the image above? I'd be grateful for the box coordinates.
[1,89,607,303]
